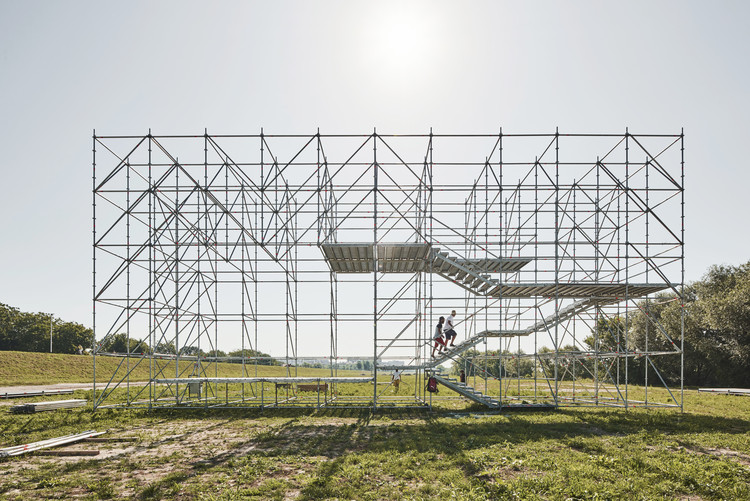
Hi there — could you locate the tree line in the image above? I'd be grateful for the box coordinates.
[97,334,280,365]
[0,303,93,354]
[0,307,279,364]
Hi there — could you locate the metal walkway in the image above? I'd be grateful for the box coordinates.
[320,243,669,299]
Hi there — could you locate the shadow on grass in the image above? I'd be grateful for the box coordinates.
[139,405,750,436]
[3,403,748,499]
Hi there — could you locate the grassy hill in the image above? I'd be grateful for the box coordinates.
[0,351,365,386]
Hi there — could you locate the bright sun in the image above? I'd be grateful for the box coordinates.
[362,4,438,78]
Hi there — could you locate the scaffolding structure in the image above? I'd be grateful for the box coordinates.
[92,130,685,410]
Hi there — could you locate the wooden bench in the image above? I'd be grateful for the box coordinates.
[297,383,328,392]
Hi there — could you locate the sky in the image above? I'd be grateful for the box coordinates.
[0,1,748,355]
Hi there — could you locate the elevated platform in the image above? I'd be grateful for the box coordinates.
[320,243,531,274]
[321,243,428,273]
[319,243,669,300]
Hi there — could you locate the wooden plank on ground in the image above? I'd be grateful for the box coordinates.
[36,450,100,456]
[10,399,87,414]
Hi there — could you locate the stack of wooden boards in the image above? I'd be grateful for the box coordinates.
[10,399,87,414]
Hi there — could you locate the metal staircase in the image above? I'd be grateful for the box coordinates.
[377,332,486,371]
[433,372,501,408]
[373,247,660,374]
[431,249,529,298]
[424,333,487,369]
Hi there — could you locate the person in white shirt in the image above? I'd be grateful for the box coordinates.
[444,310,458,347]
[391,369,402,393]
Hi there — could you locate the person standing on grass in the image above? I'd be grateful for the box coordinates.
[391,369,402,393]
[432,316,447,358]
[444,310,458,347]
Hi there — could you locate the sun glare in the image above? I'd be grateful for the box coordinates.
[361,5,437,79]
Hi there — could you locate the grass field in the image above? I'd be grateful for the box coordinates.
[0,351,370,387]
[1,353,749,499]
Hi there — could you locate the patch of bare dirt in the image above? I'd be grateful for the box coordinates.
[703,447,750,466]
[2,418,352,498]
[676,443,750,466]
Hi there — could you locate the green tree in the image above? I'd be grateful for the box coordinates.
[451,349,501,378]
[693,262,750,385]
[0,303,23,351]
[179,345,201,356]
[585,316,628,352]
[628,292,700,386]
[51,321,95,354]
[100,332,147,354]
[154,341,176,354]
[499,350,535,378]
[227,349,280,366]
[3,306,50,352]
[203,349,227,358]
[629,262,750,387]
[0,303,92,354]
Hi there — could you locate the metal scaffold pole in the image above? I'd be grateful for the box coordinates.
[372,129,378,411]
[91,130,97,409]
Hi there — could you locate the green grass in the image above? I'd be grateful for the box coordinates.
[0,351,369,386]
[1,386,749,499]
[1,353,748,499]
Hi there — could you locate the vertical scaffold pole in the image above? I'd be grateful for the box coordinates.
[498,128,504,406]
[241,143,246,400]
[259,128,265,395]
[200,131,206,385]
[594,156,600,405]
[92,130,97,410]
[427,128,434,407]
[148,130,153,410]
[488,157,494,395]
[294,198,299,377]
[175,155,180,405]
[645,155,650,405]
[254,197,258,381]
[126,157,131,405]
[373,128,378,411]
[625,128,630,409]
[554,128,560,407]
[680,128,685,412]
